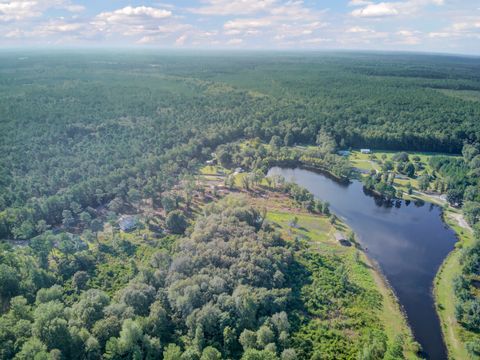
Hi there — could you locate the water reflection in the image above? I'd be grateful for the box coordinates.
[267,167,457,360]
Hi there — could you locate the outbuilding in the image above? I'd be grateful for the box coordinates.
[118,215,138,232]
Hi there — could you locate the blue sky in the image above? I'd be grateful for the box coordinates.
[1,0,479,54]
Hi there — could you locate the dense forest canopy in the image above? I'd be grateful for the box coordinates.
[1,51,480,240]
[1,51,480,359]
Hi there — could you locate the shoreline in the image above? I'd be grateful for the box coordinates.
[434,209,474,359]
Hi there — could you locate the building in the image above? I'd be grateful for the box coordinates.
[360,149,371,154]
[118,215,138,232]
[338,150,350,156]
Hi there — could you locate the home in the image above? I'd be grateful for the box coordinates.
[118,215,138,232]
[360,149,371,154]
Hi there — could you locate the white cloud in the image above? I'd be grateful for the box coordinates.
[224,18,272,30]
[300,37,331,44]
[348,0,373,6]
[175,34,187,45]
[0,1,84,21]
[346,26,373,33]
[91,5,186,40]
[395,29,421,44]
[351,3,399,17]
[351,0,444,18]
[95,6,172,24]
[227,38,243,45]
[428,17,480,39]
[190,0,275,16]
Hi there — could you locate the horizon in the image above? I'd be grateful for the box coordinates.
[0,0,479,56]
[1,47,480,59]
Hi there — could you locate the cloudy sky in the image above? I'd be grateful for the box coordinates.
[0,0,479,54]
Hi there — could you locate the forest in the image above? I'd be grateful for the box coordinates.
[1,51,480,359]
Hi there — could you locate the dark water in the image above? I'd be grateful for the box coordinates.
[268,167,458,360]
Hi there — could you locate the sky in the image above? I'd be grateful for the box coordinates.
[0,0,479,54]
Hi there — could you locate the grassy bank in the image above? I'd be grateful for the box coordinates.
[247,192,420,358]
[435,208,476,359]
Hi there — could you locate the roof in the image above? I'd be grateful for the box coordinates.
[118,215,138,231]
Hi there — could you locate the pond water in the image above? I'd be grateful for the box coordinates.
[268,167,458,360]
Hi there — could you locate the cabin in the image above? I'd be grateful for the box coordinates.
[118,215,138,232]
[360,149,371,154]
[338,150,350,156]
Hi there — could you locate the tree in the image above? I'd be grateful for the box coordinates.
[161,195,177,213]
[269,136,283,150]
[0,264,20,299]
[406,182,413,195]
[446,189,463,206]
[72,271,89,292]
[90,219,103,239]
[284,132,294,147]
[33,301,71,354]
[201,346,222,360]
[405,162,415,178]
[315,129,336,154]
[71,289,110,329]
[463,202,480,225]
[239,329,257,351]
[241,349,279,360]
[281,349,297,360]
[79,211,92,225]
[418,175,430,191]
[35,220,50,234]
[166,210,188,234]
[164,344,183,360]
[62,209,75,228]
[257,326,274,348]
[392,152,409,162]
[15,338,49,360]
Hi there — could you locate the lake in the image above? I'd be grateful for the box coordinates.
[268,167,458,360]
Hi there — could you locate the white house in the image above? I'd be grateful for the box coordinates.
[360,149,371,154]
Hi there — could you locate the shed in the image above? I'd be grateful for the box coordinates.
[360,149,371,154]
[118,215,138,232]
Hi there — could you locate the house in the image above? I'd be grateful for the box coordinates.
[360,149,371,154]
[338,150,350,156]
[234,167,244,174]
[206,159,216,165]
[118,215,138,232]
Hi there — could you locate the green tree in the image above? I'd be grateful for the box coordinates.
[166,210,188,234]
[200,346,222,360]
